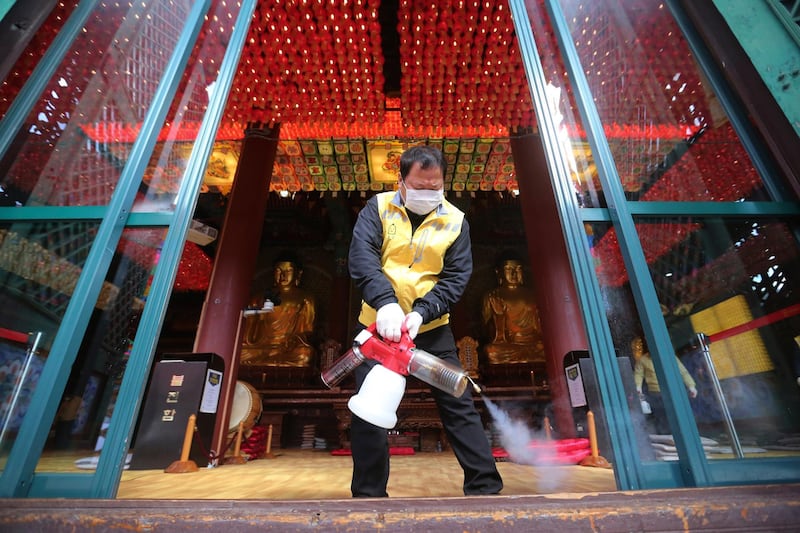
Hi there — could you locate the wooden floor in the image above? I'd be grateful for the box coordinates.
[31,441,800,500]
[37,448,618,499]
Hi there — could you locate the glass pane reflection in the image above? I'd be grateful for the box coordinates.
[546,0,787,203]
[33,227,166,474]
[590,217,800,461]
[0,1,193,207]
[0,220,100,472]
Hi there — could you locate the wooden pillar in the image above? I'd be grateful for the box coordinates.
[193,122,280,460]
[510,131,589,439]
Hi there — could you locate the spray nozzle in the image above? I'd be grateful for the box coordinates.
[467,376,482,395]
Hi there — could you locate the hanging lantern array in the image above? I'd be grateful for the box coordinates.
[396,0,535,134]
[227,1,532,192]
[226,0,535,136]
[226,0,387,128]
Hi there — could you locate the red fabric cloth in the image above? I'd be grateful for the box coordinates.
[331,447,416,456]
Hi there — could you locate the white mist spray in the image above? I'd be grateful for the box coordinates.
[482,395,570,491]
[483,396,538,464]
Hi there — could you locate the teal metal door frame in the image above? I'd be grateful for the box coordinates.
[712,0,800,138]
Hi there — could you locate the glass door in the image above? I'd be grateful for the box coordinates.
[510,0,800,489]
[0,0,254,497]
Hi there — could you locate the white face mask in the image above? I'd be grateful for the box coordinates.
[403,186,443,215]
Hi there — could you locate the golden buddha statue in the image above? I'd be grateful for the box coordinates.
[240,255,316,367]
[481,253,545,364]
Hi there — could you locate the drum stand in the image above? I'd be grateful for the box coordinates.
[224,421,248,465]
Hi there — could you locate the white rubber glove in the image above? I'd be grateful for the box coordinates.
[403,311,423,340]
[376,302,405,342]
[688,386,698,398]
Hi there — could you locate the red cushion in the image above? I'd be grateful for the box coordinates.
[493,439,593,465]
[527,438,590,453]
[536,447,592,465]
[330,448,351,456]
[389,446,415,455]
[492,447,510,458]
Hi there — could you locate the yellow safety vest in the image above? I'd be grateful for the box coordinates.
[358,191,465,334]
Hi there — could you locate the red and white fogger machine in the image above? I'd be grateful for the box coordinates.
[321,324,481,429]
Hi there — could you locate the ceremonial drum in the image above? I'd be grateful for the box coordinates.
[228,380,262,436]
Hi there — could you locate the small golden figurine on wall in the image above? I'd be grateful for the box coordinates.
[481,251,545,364]
[240,253,316,368]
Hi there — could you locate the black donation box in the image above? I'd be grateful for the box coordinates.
[130,353,225,470]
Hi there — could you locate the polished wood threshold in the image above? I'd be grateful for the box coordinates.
[4,483,800,532]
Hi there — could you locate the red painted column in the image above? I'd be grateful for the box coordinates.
[193,122,280,460]
[326,196,353,345]
[511,132,589,439]
[330,260,351,344]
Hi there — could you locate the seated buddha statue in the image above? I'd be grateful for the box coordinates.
[240,254,316,368]
[482,252,545,364]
